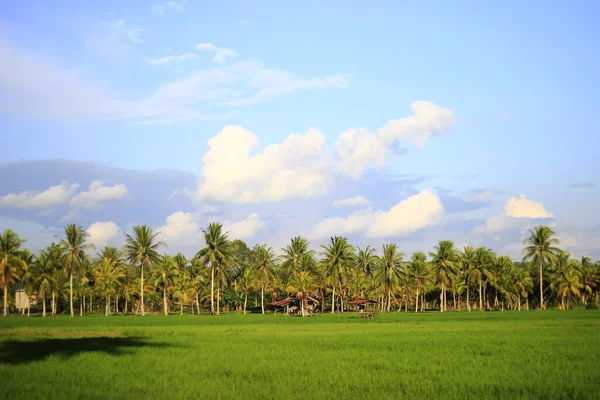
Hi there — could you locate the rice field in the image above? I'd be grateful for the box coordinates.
[1,310,599,399]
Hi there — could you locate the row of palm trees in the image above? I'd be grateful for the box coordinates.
[1,224,598,317]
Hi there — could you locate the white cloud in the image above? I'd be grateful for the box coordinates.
[151,5,165,15]
[147,53,198,65]
[473,194,553,234]
[197,43,238,63]
[192,125,332,203]
[225,213,267,240]
[464,191,493,203]
[70,181,128,210]
[0,181,79,209]
[106,20,144,43]
[378,101,455,148]
[86,221,120,249]
[334,128,387,179]
[333,196,369,208]
[157,211,201,248]
[309,190,444,239]
[166,1,184,11]
[504,194,553,218]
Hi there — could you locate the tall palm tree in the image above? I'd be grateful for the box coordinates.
[18,249,35,316]
[513,267,533,311]
[460,246,475,311]
[252,244,276,314]
[280,236,314,275]
[94,251,126,316]
[523,225,561,310]
[238,268,254,314]
[287,271,317,317]
[379,243,405,312]
[319,236,354,313]
[58,224,94,318]
[196,223,231,315]
[356,245,379,278]
[467,247,494,311]
[550,252,583,309]
[407,252,429,313]
[155,254,179,315]
[124,225,165,316]
[429,240,459,312]
[32,248,58,317]
[0,230,27,316]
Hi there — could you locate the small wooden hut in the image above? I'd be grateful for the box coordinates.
[270,295,320,316]
[347,298,378,312]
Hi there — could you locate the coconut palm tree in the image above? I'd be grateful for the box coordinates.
[252,244,276,314]
[460,246,475,311]
[467,247,494,311]
[1,230,28,316]
[319,236,354,313]
[238,268,254,314]
[287,271,318,317]
[513,267,533,311]
[124,225,165,316]
[379,243,405,312]
[173,272,194,315]
[356,246,379,278]
[523,225,561,310]
[429,240,459,312]
[17,249,35,316]
[94,251,126,316]
[155,254,179,315]
[58,224,94,318]
[407,252,429,313]
[550,252,583,309]
[196,223,231,315]
[280,236,314,275]
[32,248,58,317]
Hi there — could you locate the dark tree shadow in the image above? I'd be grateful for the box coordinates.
[0,337,172,365]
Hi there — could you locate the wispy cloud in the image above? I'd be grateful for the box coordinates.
[569,182,595,188]
[146,52,199,65]
[167,2,184,11]
[151,5,165,15]
[197,43,238,63]
[105,20,144,43]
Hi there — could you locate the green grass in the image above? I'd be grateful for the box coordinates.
[1,310,599,399]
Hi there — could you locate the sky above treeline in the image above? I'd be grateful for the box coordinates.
[1,1,599,259]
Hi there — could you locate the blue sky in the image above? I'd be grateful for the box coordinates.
[1,1,599,258]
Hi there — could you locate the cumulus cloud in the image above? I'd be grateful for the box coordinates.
[473,194,553,234]
[157,211,201,248]
[86,221,120,249]
[308,190,444,239]
[334,128,387,179]
[0,181,79,209]
[378,101,455,148]
[332,196,369,208]
[196,43,238,63]
[147,53,198,65]
[70,181,128,210]
[464,191,493,203]
[192,125,332,203]
[224,213,267,240]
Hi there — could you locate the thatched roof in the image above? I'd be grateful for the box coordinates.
[270,295,320,307]
[347,298,378,305]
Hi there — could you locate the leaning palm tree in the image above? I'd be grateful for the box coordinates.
[196,223,231,315]
[124,225,165,316]
[407,252,429,313]
[379,243,405,312]
[523,225,561,310]
[58,224,94,317]
[252,244,276,314]
[319,236,354,313]
[429,240,459,312]
[0,230,27,317]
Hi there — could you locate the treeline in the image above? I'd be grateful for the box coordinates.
[1,224,598,317]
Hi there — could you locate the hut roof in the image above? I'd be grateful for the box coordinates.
[347,298,377,305]
[270,295,320,307]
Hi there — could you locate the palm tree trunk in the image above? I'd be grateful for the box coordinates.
[196,293,200,315]
[2,283,6,317]
[341,295,344,313]
[244,291,248,314]
[210,266,215,315]
[70,272,74,317]
[331,286,336,313]
[261,285,265,314]
[217,285,220,315]
[80,297,83,317]
[115,296,119,314]
[105,295,109,316]
[180,300,183,315]
[415,286,419,313]
[90,295,93,314]
[124,298,128,315]
[479,278,483,311]
[163,285,168,316]
[467,287,471,311]
[52,292,56,316]
[140,263,145,316]
[539,259,544,310]
[42,296,46,317]
[439,282,445,312]
[517,293,521,311]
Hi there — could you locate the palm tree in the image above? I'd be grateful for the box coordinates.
[94,250,126,316]
[467,247,494,311]
[280,236,314,275]
[196,223,231,315]
[32,249,58,317]
[173,272,194,315]
[379,243,405,312]
[523,225,561,310]
[238,268,254,314]
[407,252,429,313]
[287,271,317,317]
[58,224,94,318]
[550,252,583,309]
[252,244,276,314]
[155,254,179,315]
[356,246,378,278]
[319,236,354,313]
[18,249,35,316]
[513,267,533,311]
[429,240,459,312]
[124,225,165,316]
[460,246,475,311]
[0,230,27,316]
